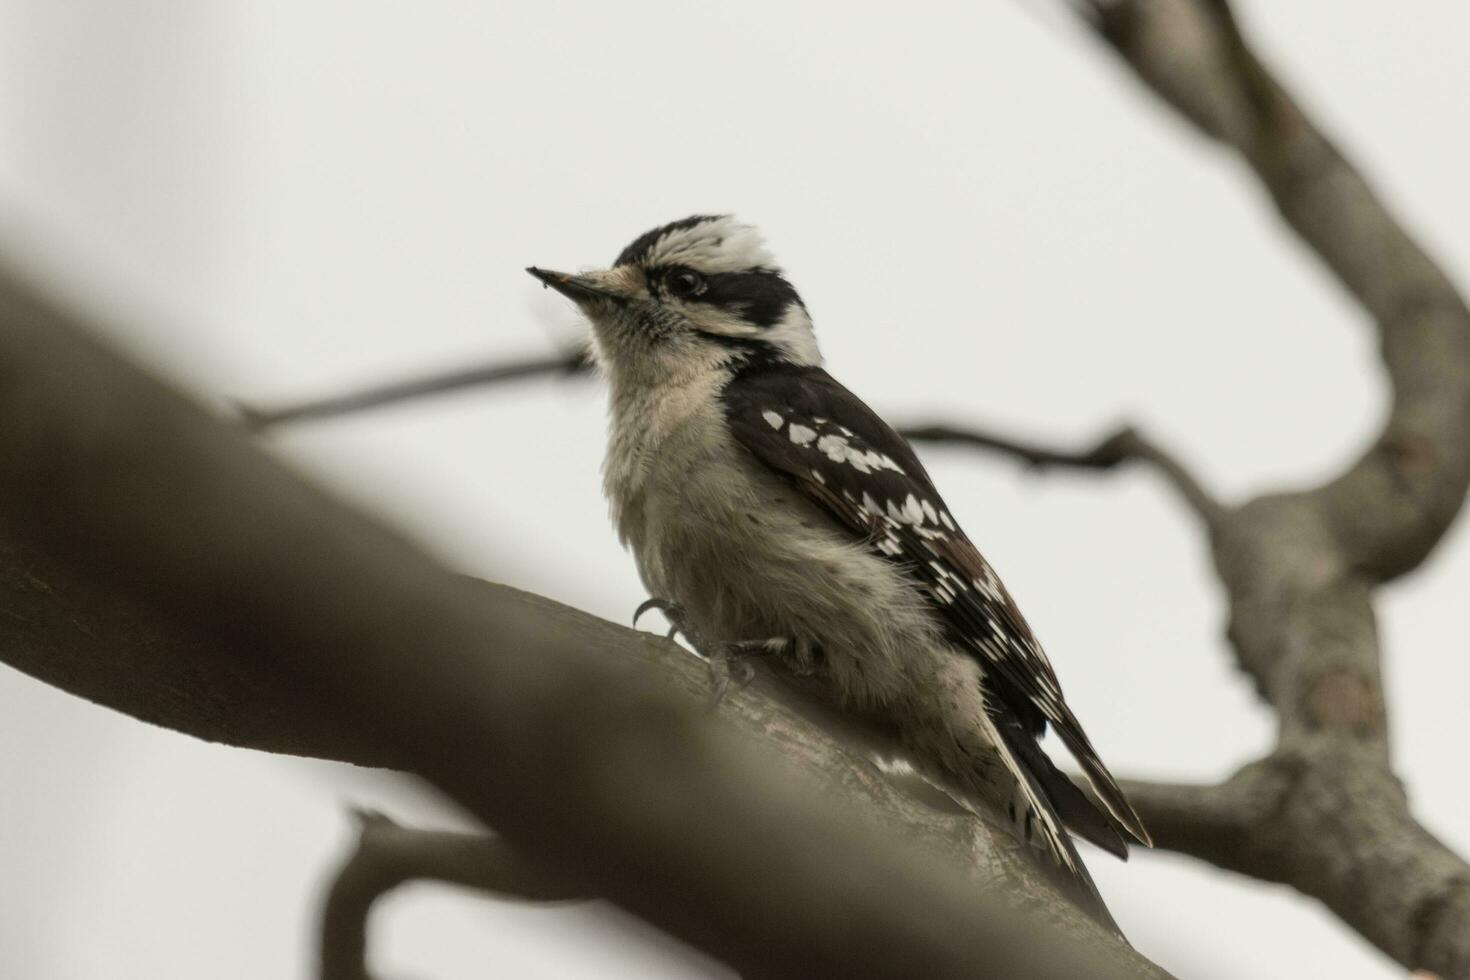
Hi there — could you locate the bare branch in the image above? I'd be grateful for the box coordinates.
[1112,770,1283,876]
[1116,761,1470,976]
[902,2,1470,973]
[963,1,1470,974]
[902,423,1225,528]
[238,347,592,432]
[320,811,585,980]
[0,264,1168,980]
[1089,0,1470,581]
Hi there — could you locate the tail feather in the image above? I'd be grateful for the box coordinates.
[1010,729,1130,860]
[1054,719,1152,848]
[983,715,1124,935]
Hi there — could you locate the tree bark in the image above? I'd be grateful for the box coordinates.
[0,261,1166,979]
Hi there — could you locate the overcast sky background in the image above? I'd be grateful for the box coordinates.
[2,2,1467,977]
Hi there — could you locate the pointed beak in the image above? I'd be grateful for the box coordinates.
[526,266,624,305]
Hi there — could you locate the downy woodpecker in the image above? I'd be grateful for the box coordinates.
[528,215,1148,926]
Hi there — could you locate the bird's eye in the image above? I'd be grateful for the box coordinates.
[666,269,705,297]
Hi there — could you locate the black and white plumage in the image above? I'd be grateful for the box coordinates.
[528,215,1148,928]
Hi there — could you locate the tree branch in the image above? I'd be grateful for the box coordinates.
[901,423,1224,528]
[1087,0,1470,581]
[898,2,1470,975]
[0,263,1167,979]
[237,347,592,432]
[320,811,586,980]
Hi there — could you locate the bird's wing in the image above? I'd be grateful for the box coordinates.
[722,363,1149,849]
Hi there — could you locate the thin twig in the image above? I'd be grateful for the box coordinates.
[238,347,592,432]
[902,423,1225,528]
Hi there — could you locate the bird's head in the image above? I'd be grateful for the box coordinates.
[528,215,821,379]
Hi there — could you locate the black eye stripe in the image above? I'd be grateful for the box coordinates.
[701,269,801,328]
[645,265,801,329]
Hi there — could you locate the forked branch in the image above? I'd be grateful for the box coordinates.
[320,811,586,980]
[911,1,1470,974]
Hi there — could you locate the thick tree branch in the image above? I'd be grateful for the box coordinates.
[320,811,586,980]
[0,264,1167,980]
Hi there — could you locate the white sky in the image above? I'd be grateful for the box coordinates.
[1,2,1467,977]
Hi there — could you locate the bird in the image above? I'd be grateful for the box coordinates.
[527,214,1148,929]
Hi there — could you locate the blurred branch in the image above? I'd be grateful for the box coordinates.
[321,810,586,980]
[238,347,592,432]
[0,265,1168,980]
[906,1,1470,975]
[900,423,1224,528]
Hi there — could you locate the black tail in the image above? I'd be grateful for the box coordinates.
[995,722,1126,936]
[1014,732,1131,859]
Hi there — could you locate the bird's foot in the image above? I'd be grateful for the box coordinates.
[701,638,788,705]
[632,598,786,706]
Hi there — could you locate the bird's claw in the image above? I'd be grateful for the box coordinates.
[634,597,697,644]
[632,598,782,706]
[633,596,679,627]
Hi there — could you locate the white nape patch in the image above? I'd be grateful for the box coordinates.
[788,423,817,446]
[761,409,784,430]
[763,302,823,367]
[641,216,776,275]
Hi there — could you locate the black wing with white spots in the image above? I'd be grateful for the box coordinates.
[721,361,1150,851]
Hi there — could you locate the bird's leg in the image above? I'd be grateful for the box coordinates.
[633,598,788,705]
[701,638,789,705]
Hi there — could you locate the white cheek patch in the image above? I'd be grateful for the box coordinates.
[683,303,764,341]
[682,300,821,368]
